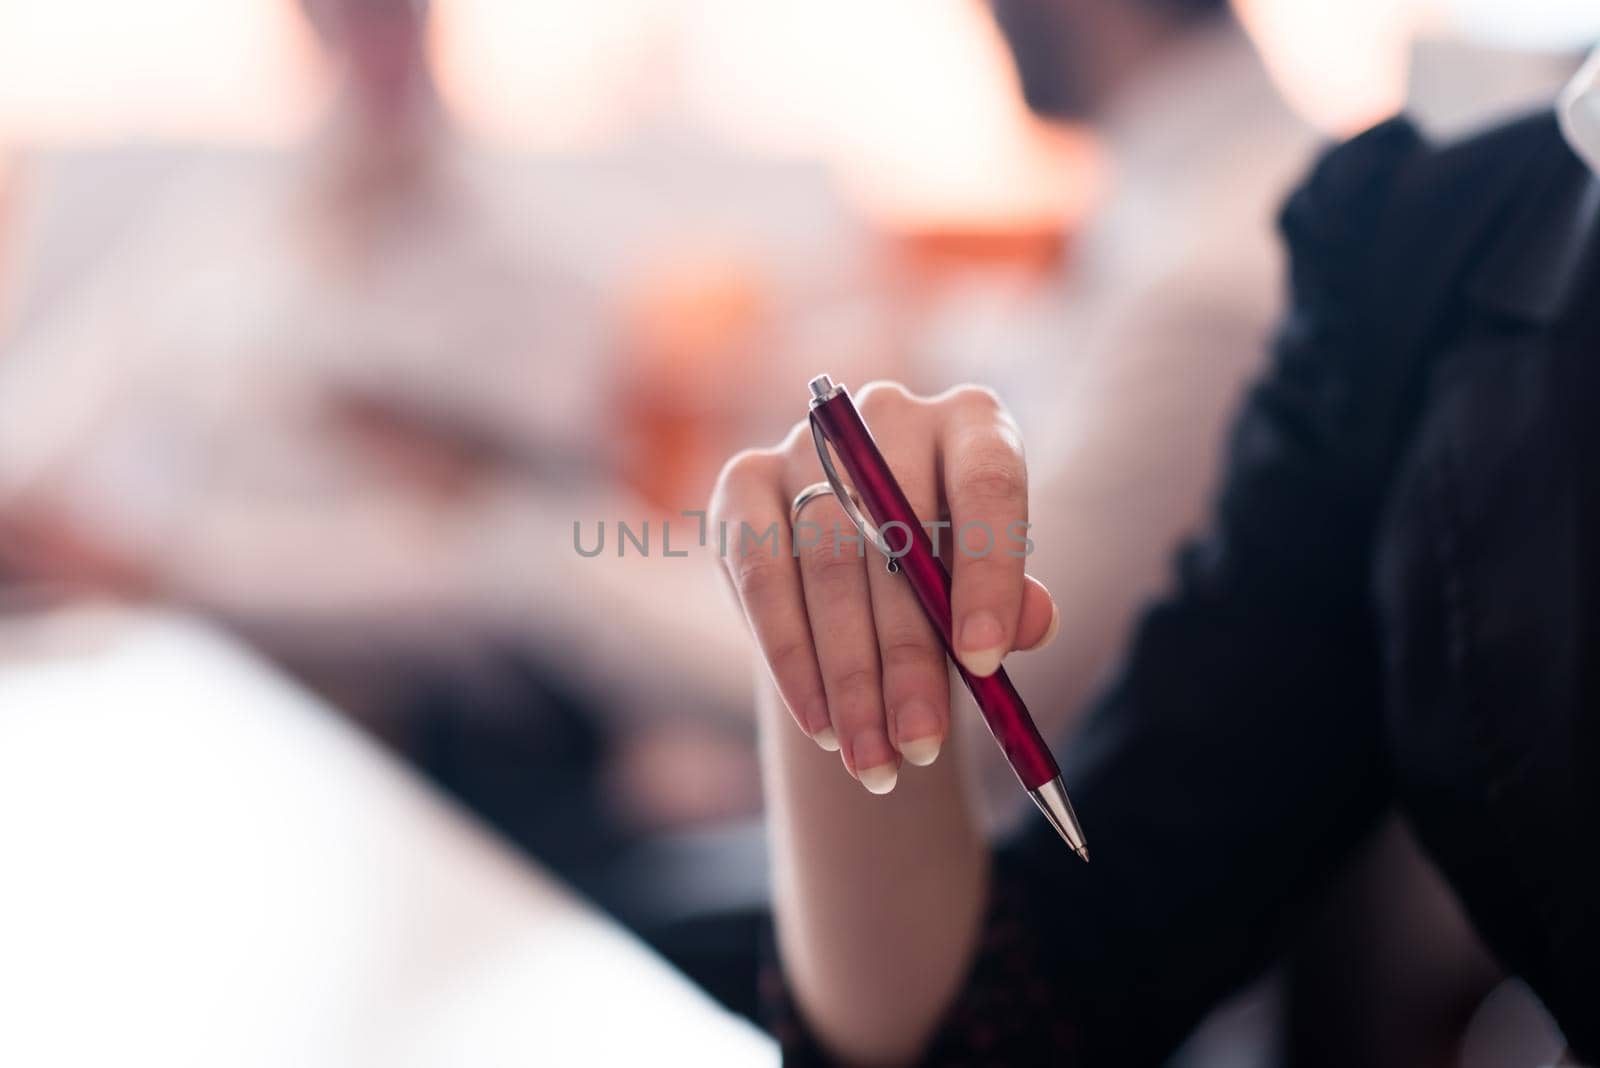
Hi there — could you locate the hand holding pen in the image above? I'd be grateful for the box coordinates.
[712,377,1087,857]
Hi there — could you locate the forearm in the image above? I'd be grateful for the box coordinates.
[761,680,988,1066]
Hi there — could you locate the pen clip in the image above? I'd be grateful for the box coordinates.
[808,413,901,575]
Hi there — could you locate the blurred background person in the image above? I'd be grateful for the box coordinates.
[0,0,776,938]
[0,0,1074,994]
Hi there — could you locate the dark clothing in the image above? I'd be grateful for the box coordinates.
[779,111,1600,1063]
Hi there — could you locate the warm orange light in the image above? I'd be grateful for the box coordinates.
[678,0,1095,232]
[436,0,1095,230]
[1233,0,1418,135]
[0,0,1095,232]
[430,0,665,151]
[0,0,323,146]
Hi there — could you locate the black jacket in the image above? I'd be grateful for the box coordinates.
[778,111,1600,1064]
[1016,110,1600,1062]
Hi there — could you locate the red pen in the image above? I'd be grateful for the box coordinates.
[807,375,1089,860]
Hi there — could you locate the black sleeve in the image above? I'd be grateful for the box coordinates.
[993,116,1432,1063]
[768,118,1435,1066]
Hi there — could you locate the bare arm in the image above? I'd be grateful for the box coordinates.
[759,677,987,1065]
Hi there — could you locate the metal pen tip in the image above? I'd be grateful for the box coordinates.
[1028,776,1090,863]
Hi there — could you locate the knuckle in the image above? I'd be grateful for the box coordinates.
[954,457,1026,503]
[827,664,880,701]
[948,383,1003,413]
[778,419,815,460]
[730,551,789,601]
[855,380,917,418]
[955,547,1009,569]
[798,535,864,582]
[766,638,818,682]
[940,386,1023,443]
[879,634,944,675]
[715,447,778,495]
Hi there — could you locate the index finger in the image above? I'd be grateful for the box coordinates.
[937,387,1029,678]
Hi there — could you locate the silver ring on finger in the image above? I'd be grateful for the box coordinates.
[789,479,900,576]
[789,481,836,526]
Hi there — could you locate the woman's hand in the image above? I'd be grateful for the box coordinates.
[710,381,1058,793]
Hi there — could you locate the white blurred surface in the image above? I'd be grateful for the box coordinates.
[1436,0,1600,51]
[0,609,775,1068]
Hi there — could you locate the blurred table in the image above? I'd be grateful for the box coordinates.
[0,608,776,1068]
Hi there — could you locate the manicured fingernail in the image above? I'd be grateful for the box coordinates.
[959,610,1006,677]
[857,763,899,795]
[850,735,897,792]
[1023,602,1060,652]
[895,701,942,766]
[813,726,840,752]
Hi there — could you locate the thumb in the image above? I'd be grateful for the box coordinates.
[1013,574,1059,653]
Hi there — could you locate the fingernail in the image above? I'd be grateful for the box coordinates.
[958,610,1006,677]
[899,737,941,767]
[857,763,899,795]
[1023,601,1061,652]
[895,701,942,766]
[813,726,840,752]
